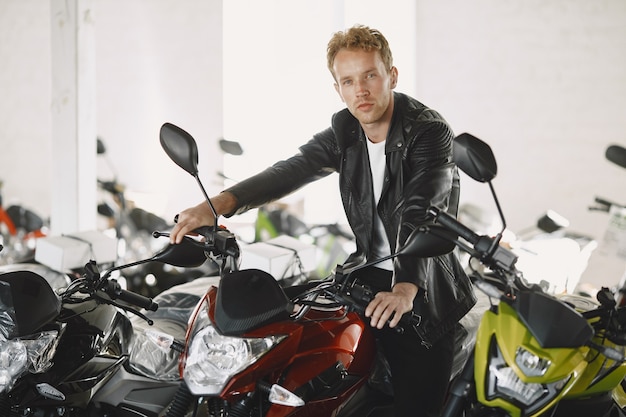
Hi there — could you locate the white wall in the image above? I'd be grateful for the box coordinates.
[94,0,224,219]
[0,1,53,217]
[0,0,223,227]
[415,1,626,233]
[1,0,625,286]
[410,1,626,285]
[221,0,420,226]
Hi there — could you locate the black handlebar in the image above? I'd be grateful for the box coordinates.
[346,282,423,332]
[193,225,240,258]
[428,207,518,272]
[156,222,240,259]
[429,208,480,245]
[103,280,158,311]
[591,196,625,212]
[310,275,424,338]
[72,261,160,323]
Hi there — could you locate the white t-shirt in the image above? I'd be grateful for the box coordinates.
[366,138,393,271]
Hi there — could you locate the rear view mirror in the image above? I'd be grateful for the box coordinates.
[219,138,244,156]
[454,133,498,183]
[160,122,200,176]
[606,144,626,169]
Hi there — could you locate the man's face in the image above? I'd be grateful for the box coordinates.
[333,49,397,128]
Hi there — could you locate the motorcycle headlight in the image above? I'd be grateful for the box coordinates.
[22,331,61,373]
[0,330,60,394]
[0,340,28,394]
[487,341,569,414]
[515,346,551,377]
[183,307,286,395]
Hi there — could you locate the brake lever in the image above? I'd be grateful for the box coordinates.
[153,230,215,251]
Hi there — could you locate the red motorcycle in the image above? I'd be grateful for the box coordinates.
[158,122,479,417]
[0,179,47,265]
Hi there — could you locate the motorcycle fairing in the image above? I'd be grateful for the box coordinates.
[8,301,133,409]
[0,271,61,337]
[565,330,626,398]
[204,281,378,415]
[556,293,626,399]
[514,291,593,349]
[474,302,589,417]
[215,268,294,336]
[195,287,304,398]
[55,355,127,407]
[280,314,375,389]
[258,313,375,417]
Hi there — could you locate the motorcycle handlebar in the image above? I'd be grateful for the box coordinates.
[118,288,159,311]
[104,280,158,311]
[196,226,240,258]
[428,207,480,245]
[428,207,518,273]
[591,196,625,212]
[338,281,422,334]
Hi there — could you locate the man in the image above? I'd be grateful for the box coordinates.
[170,24,475,417]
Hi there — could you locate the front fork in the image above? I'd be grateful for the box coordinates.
[162,383,259,417]
[442,347,475,417]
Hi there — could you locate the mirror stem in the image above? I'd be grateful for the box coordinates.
[487,181,506,256]
[344,253,396,277]
[194,174,219,230]
[99,257,153,286]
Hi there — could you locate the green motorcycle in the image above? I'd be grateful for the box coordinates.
[427,133,626,417]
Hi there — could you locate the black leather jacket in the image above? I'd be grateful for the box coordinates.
[224,92,476,346]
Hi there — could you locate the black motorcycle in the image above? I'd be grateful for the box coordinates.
[0,234,214,417]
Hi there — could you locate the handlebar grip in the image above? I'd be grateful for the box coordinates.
[347,283,421,333]
[430,208,480,245]
[595,197,612,207]
[115,287,159,311]
[595,196,625,210]
[173,214,214,236]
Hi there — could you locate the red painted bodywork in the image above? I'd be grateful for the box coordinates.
[181,284,378,417]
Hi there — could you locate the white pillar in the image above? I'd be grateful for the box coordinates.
[50,0,97,234]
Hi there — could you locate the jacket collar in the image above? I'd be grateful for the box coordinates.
[332,92,418,153]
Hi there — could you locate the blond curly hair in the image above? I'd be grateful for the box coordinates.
[326,24,394,80]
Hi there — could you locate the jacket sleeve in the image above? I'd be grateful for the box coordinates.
[392,116,459,290]
[223,127,340,216]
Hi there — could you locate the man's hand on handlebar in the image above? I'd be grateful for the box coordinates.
[170,203,214,244]
[170,192,238,244]
[365,282,418,329]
